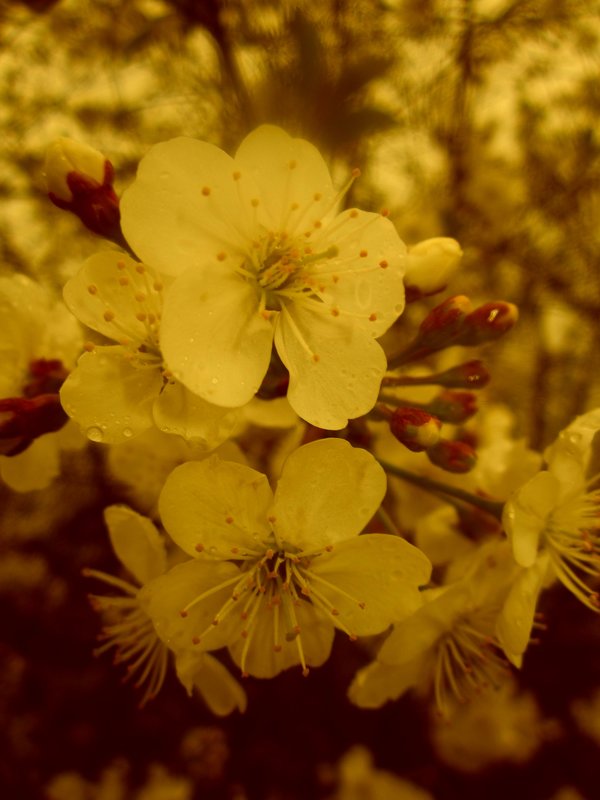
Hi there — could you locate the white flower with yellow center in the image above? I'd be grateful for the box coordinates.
[60,251,239,445]
[86,504,247,715]
[120,125,406,429]
[142,438,431,679]
[503,408,600,612]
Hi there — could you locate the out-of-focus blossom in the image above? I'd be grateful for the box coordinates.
[121,125,407,428]
[326,745,433,800]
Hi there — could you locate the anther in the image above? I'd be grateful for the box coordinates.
[153,280,163,291]
[313,220,322,229]
[195,543,204,552]
[379,259,388,268]
[103,310,115,322]
[369,313,377,321]
[225,516,234,524]
[251,198,259,207]
[192,636,201,645]
[83,342,95,352]
[118,276,129,286]
[291,202,299,210]
[233,171,241,180]
[302,668,310,677]
[288,160,297,169]
[274,644,282,652]
[380,208,389,217]
[217,252,227,261]
[117,260,127,270]
[313,192,322,201]
[331,307,340,317]
[349,209,359,218]
[351,168,361,178]
[134,292,146,302]
[180,610,188,618]
[202,186,211,196]
[135,264,145,274]
[136,312,147,322]
[312,354,320,363]
[87,284,98,295]
[360,249,368,258]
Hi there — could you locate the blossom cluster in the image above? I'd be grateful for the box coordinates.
[2,125,599,720]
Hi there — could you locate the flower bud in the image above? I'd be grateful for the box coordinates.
[390,407,442,452]
[44,138,121,238]
[427,439,477,473]
[428,391,478,424]
[458,301,519,346]
[433,360,491,389]
[404,237,462,301]
[419,295,473,341]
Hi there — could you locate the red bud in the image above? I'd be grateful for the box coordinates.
[390,407,442,452]
[427,439,477,473]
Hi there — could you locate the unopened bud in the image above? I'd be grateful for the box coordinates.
[433,360,490,389]
[427,439,477,473]
[419,295,473,341]
[404,237,462,301]
[428,391,478,424]
[459,302,518,345]
[390,407,442,452]
[44,138,121,238]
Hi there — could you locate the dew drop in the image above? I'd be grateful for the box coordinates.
[211,377,219,385]
[87,426,104,442]
[123,428,133,438]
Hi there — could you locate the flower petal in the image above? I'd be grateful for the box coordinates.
[227,600,334,679]
[274,301,386,428]
[140,559,242,652]
[104,504,167,584]
[120,137,250,276]
[60,346,161,443]
[496,554,550,665]
[503,471,559,567]
[160,264,273,407]
[0,432,60,492]
[63,252,160,342]
[311,210,406,336]
[348,660,421,708]
[153,380,240,447]
[234,125,336,235]
[271,438,386,550]
[310,534,432,637]
[175,650,247,715]
[158,456,273,556]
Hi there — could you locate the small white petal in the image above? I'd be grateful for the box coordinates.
[104,504,167,585]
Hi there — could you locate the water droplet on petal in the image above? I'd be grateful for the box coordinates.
[123,428,133,438]
[87,426,104,442]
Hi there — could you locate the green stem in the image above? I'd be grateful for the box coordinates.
[377,459,504,520]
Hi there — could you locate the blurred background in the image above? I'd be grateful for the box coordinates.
[1,1,600,798]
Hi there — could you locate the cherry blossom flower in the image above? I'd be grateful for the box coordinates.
[86,504,246,714]
[120,125,407,429]
[349,542,517,716]
[143,438,431,679]
[503,408,600,612]
[59,251,239,446]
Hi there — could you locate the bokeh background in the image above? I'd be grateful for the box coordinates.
[1,1,600,798]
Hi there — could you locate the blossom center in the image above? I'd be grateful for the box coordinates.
[182,530,365,677]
